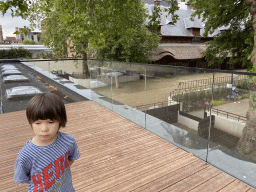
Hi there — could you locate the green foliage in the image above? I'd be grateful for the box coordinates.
[0,47,32,59]
[236,79,249,90]
[95,1,160,63]
[13,26,31,36]
[147,0,179,35]
[173,88,231,103]
[0,0,180,65]
[212,100,228,106]
[243,93,250,98]
[172,93,182,101]
[187,0,253,69]
[0,0,30,18]
[22,39,37,45]
[36,52,54,59]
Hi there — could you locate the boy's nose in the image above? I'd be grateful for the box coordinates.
[41,124,49,131]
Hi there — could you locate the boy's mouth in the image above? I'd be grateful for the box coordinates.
[41,135,49,138]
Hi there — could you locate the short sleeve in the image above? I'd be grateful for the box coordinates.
[14,157,30,184]
[68,140,80,160]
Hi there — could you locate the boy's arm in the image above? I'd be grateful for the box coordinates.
[69,159,75,166]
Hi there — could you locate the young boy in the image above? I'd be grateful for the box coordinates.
[14,92,80,192]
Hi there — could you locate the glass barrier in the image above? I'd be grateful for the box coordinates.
[24,59,256,188]
[144,65,215,161]
[109,61,147,128]
[207,71,256,188]
[89,59,115,111]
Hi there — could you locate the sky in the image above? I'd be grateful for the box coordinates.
[0,9,40,39]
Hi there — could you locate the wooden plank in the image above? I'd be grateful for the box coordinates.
[188,172,235,192]
[76,152,192,191]
[1,101,256,192]
[73,147,181,188]
[160,166,222,191]
[103,158,205,192]
[131,160,209,192]
[218,180,252,192]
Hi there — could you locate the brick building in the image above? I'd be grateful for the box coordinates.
[143,0,237,69]
[0,25,3,43]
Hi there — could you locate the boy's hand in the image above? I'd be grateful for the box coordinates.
[68,159,74,166]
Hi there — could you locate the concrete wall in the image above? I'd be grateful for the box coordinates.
[28,60,83,74]
[30,50,52,59]
[213,115,245,138]
[69,76,91,88]
[178,112,199,132]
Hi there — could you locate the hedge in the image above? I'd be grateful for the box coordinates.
[0,47,32,59]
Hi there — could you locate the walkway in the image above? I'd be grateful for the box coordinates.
[1,101,256,191]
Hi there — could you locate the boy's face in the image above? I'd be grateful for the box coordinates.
[31,119,60,146]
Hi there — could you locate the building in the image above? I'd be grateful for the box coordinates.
[5,37,20,44]
[0,44,52,58]
[0,25,3,43]
[15,27,41,43]
[142,0,235,69]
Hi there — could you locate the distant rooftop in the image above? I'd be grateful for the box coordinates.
[0,44,51,50]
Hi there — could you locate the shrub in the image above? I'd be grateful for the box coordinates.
[0,47,32,59]
[22,39,37,45]
[212,100,228,106]
[236,79,249,90]
[243,93,250,98]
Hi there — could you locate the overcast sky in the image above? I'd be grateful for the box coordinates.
[0,9,40,39]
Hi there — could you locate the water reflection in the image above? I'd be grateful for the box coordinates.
[161,122,208,150]
[161,121,256,164]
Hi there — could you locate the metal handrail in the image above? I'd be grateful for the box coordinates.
[210,108,246,122]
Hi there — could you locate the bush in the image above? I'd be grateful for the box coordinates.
[236,79,248,90]
[22,39,37,45]
[243,93,250,98]
[0,47,32,59]
[212,100,228,106]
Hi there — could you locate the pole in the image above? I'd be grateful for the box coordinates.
[206,72,214,162]
[144,67,147,129]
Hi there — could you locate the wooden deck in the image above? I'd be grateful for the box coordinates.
[1,101,256,192]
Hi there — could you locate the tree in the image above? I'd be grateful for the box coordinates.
[187,0,256,158]
[187,0,253,69]
[94,1,160,63]
[0,0,180,67]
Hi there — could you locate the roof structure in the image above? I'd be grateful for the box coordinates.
[0,44,51,51]
[153,43,207,60]
[142,0,189,7]
[144,3,225,37]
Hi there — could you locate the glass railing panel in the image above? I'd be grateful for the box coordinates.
[144,65,216,161]
[207,71,256,188]
[89,59,114,110]
[109,62,147,128]
[10,60,87,113]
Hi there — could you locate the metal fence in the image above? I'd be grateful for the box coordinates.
[175,75,246,91]
[210,108,246,122]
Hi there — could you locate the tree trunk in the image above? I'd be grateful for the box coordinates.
[82,44,90,78]
[237,0,256,157]
[250,0,256,65]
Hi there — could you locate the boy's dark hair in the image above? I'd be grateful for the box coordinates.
[26,92,67,128]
